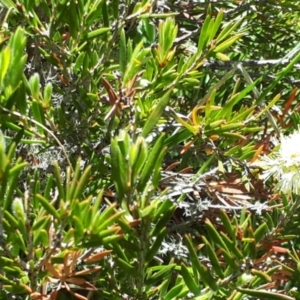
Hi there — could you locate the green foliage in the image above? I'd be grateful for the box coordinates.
[0,0,300,299]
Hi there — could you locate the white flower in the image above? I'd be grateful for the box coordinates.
[258,130,300,195]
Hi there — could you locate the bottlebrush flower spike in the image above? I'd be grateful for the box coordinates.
[258,130,300,195]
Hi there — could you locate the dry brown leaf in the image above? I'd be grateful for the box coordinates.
[83,250,112,263]
[44,260,62,279]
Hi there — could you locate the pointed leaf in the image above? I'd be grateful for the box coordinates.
[36,194,59,220]
[237,288,294,300]
[205,219,229,251]
[202,236,224,279]
[142,90,172,137]
[181,264,200,296]
[137,133,165,191]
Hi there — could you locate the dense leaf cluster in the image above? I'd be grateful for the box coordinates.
[0,0,300,299]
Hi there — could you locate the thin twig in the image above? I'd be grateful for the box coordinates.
[0,104,73,173]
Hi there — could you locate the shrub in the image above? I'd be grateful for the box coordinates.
[1,1,300,299]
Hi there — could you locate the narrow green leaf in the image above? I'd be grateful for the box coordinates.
[111,0,119,18]
[265,213,275,230]
[159,17,177,57]
[184,234,202,281]
[152,146,167,187]
[0,48,11,84]
[202,236,224,279]
[63,228,75,243]
[230,106,256,123]
[216,18,243,43]
[142,90,173,137]
[216,80,258,120]
[208,10,224,43]
[97,211,124,232]
[31,100,45,135]
[111,241,128,262]
[197,153,216,175]
[249,266,281,288]
[169,108,198,134]
[0,0,16,9]
[231,291,244,300]
[78,198,92,227]
[87,27,110,39]
[254,93,281,120]
[14,229,27,252]
[4,161,23,212]
[0,256,15,265]
[207,123,244,136]
[116,257,135,273]
[137,133,165,191]
[237,288,294,300]
[196,262,219,291]
[220,210,235,240]
[43,83,52,107]
[181,264,200,296]
[205,219,229,252]
[219,232,243,259]
[68,0,80,38]
[243,227,256,258]
[251,269,272,282]
[204,89,216,122]
[164,128,193,148]
[32,216,50,231]
[214,34,243,53]
[254,222,269,243]
[159,278,172,298]
[73,215,85,240]
[140,205,155,218]
[257,50,300,104]
[119,28,127,75]
[130,136,148,186]
[143,18,156,43]
[66,161,80,202]
[36,194,60,220]
[146,227,166,263]
[4,210,18,228]
[153,199,174,222]
[102,234,123,244]
[8,162,27,178]
[3,266,24,277]
[91,203,116,232]
[119,237,139,253]
[123,41,148,84]
[198,15,211,53]
[43,175,53,200]
[146,264,176,285]
[33,229,49,247]
[91,190,103,221]
[74,52,85,74]
[165,284,184,300]
[73,165,91,200]
[102,0,109,27]
[110,138,126,200]
[98,227,120,239]
[221,249,239,270]
[150,203,175,237]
